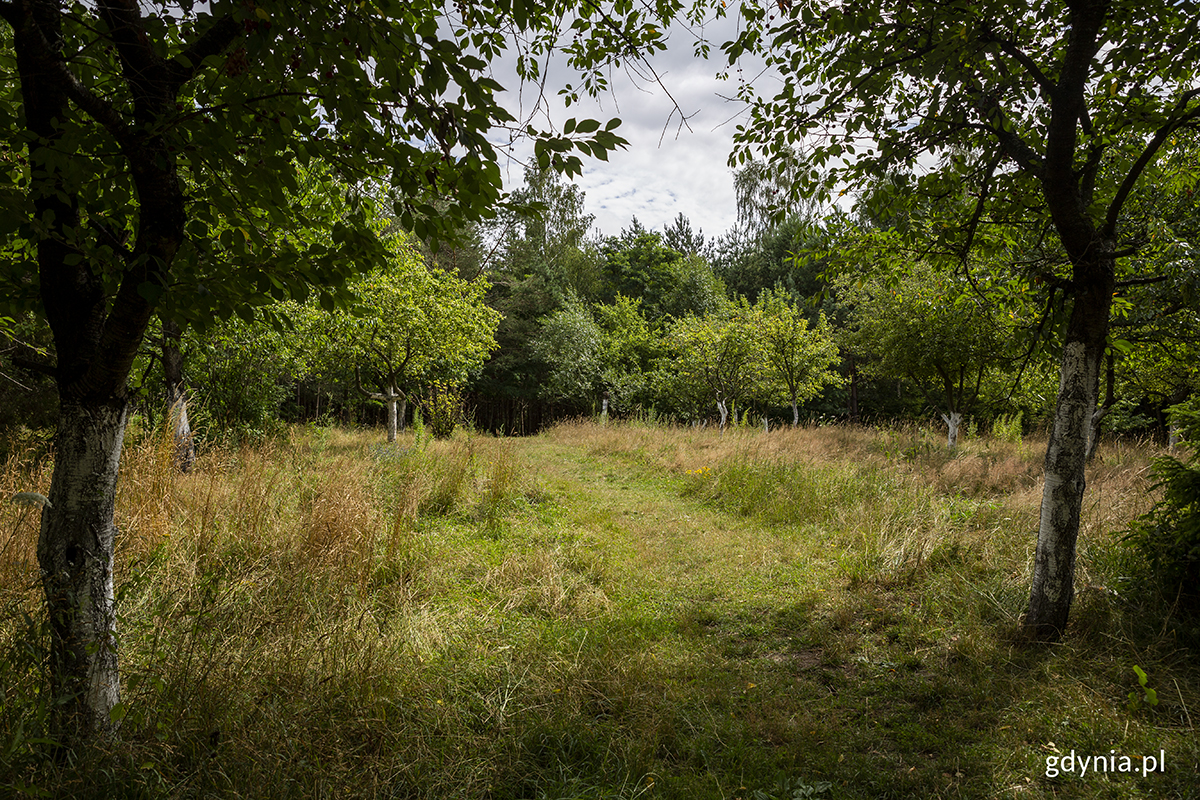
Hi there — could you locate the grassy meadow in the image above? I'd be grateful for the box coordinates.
[1,419,1198,799]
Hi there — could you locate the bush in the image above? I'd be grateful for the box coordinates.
[1123,398,1200,601]
[424,381,463,440]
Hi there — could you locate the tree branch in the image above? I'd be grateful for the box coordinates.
[95,0,169,118]
[1103,88,1200,237]
[972,91,1044,176]
[11,354,58,378]
[12,6,133,146]
[958,150,1003,263]
[981,25,1056,99]
[165,13,242,95]
[1115,273,1172,289]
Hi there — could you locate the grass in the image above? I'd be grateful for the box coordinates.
[1,419,1197,799]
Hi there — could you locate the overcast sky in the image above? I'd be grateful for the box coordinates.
[491,17,763,242]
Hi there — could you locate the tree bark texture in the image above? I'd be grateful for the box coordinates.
[1025,254,1114,639]
[12,0,203,741]
[38,399,128,738]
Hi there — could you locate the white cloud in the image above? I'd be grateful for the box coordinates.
[491,18,758,241]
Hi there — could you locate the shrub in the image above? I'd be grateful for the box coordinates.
[1123,398,1200,601]
[424,381,462,440]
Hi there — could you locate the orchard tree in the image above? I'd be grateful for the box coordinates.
[659,301,764,430]
[0,0,680,739]
[754,287,841,427]
[835,261,1017,447]
[721,0,1200,639]
[318,242,500,443]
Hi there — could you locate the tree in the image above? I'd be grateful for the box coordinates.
[0,0,677,738]
[530,293,605,413]
[315,242,500,443]
[834,260,1016,447]
[722,0,1200,639]
[600,222,725,321]
[475,168,604,431]
[532,292,665,415]
[593,294,663,413]
[754,288,841,427]
[658,301,765,430]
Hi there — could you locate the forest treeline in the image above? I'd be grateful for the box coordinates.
[5,161,1196,447]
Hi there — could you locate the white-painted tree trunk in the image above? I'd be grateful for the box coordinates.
[167,388,194,473]
[941,411,963,449]
[39,400,126,738]
[382,392,410,442]
[716,398,728,434]
[791,400,800,427]
[1169,420,1184,450]
[1027,338,1103,638]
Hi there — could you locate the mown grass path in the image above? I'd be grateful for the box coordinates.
[523,435,834,613]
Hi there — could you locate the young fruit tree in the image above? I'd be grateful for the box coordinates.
[658,300,766,431]
[833,261,1014,448]
[721,0,1200,639]
[753,287,841,428]
[330,242,500,442]
[0,0,675,740]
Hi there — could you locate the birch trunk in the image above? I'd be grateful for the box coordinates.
[1025,257,1113,640]
[39,399,127,738]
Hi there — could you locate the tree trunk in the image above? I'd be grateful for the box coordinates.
[716,398,728,433]
[1025,254,1113,640]
[791,398,800,427]
[847,356,860,423]
[941,411,963,449]
[1169,421,1184,450]
[1085,350,1114,463]
[161,319,195,472]
[386,392,398,443]
[39,399,128,739]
